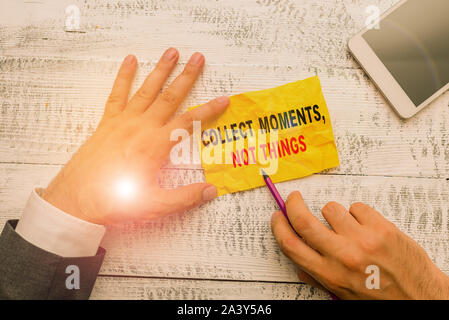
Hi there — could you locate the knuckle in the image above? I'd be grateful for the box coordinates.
[181,112,195,127]
[136,87,153,100]
[277,235,298,256]
[322,201,339,214]
[160,90,178,105]
[379,221,397,239]
[184,192,199,209]
[292,216,311,232]
[339,250,364,271]
[182,65,198,77]
[118,122,137,140]
[360,234,385,253]
[107,94,122,105]
[156,59,173,71]
[349,202,366,213]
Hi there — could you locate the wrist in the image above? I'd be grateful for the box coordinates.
[417,266,449,300]
[42,170,88,223]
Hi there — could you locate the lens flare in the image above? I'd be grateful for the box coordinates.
[115,177,136,200]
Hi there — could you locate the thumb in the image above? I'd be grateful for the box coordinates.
[153,183,218,216]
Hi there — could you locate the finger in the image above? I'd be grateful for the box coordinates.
[126,48,179,114]
[104,55,137,117]
[146,183,217,217]
[271,211,324,275]
[164,96,229,148]
[145,52,205,125]
[349,202,385,226]
[286,191,339,254]
[321,201,360,235]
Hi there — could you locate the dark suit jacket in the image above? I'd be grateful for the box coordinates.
[0,220,105,300]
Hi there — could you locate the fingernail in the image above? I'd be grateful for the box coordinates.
[163,48,178,62]
[124,54,136,65]
[202,185,217,201]
[189,52,204,66]
[215,96,230,105]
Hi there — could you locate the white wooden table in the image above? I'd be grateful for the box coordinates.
[0,0,448,299]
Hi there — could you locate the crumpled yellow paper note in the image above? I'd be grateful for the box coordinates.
[191,76,340,196]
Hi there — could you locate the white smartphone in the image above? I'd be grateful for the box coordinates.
[348,0,449,119]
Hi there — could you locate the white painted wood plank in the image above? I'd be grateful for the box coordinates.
[1,164,447,282]
[0,0,398,68]
[91,276,329,300]
[1,0,447,300]
[1,0,447,177]
[1,57,448,177]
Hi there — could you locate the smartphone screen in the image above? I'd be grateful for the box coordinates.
[363,0,449,107]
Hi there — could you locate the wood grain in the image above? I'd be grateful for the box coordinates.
[0,0,447,178]
[1,0,448,299]
[1,57,448,178]
[0,0,398,67]
[1,164,447,283]
[91,276,329,300]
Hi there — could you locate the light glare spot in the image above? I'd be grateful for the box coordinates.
[115,178,136,200]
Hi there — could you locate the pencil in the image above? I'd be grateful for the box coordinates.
[261,169,289,221]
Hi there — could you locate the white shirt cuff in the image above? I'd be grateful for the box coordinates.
[15,188,106,258]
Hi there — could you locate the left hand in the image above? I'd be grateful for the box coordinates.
[42,49,229,225]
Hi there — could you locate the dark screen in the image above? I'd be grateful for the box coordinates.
[363,0,449,106]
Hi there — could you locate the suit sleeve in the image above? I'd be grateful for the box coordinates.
[0,220,105,300]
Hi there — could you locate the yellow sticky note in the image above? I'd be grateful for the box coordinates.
[192,76,339,196]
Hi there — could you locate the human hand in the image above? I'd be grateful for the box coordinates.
[271,191,449,299]
[42,49,229,225]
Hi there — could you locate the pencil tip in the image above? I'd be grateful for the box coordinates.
[260,169,269,180]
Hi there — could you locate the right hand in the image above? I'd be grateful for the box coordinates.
[271,191,449,299]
